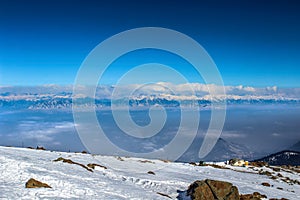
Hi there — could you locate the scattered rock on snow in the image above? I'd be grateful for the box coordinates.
[138,160,155,164]
[250,161,268,167]
[53,157,93,172]
[87,163,107,170]
[25,178,51,188]
[240,192,267,200]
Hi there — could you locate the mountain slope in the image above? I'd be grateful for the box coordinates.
[180,138,254,162]
[0,146,299,199]
[203,138,254,161]
[254,150,300,166]
[289,141,300,152]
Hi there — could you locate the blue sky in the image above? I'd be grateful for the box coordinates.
[0,0,299,87]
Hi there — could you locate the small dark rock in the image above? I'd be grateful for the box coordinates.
[262,182,271,187]
[147,171,155,175]
[36,146,46,150]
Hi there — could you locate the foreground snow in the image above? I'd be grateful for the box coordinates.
[0,146,299,199]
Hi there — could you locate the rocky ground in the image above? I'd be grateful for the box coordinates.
[0,146,299,199]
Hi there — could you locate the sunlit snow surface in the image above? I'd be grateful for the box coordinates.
[0,146,299,199]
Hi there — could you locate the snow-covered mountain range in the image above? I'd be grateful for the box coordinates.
[0,83,299,109]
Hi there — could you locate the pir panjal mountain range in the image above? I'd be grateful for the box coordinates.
[0,83,299,109]
[0,84,300,199]
[0,83,300,166]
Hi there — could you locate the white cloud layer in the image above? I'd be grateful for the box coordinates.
[0,83,299,102]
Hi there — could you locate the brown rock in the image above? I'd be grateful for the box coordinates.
[159,159,170,163]
[262,182,271,187]
[54,157,93,172]
[259,170,272,176]
[240,194,252,200]
[250,161,268,167]
[206,179,233,199]
[87,163,107,170]
[240,192,267,200]
[187,179,270,200]
[225,186,240,200]
[271,167,281,172]
[25,178,51,188]
[187,179,240,200]
[187,180,215,200]
[253,192,267,198]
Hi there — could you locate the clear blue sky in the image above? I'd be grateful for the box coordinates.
[0,0,299,87]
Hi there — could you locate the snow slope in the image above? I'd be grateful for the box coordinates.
[0,146,299,199]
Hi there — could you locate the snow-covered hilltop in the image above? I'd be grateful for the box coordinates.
[0,146,299,199]
[0,84,299,109]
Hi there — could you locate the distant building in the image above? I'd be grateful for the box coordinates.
[229,158,248,167]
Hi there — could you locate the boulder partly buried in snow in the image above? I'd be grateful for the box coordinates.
[187,179,239,200]
[187,180,215,200]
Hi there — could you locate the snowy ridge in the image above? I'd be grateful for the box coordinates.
[255,150,300,166]
[0,146,299,199]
